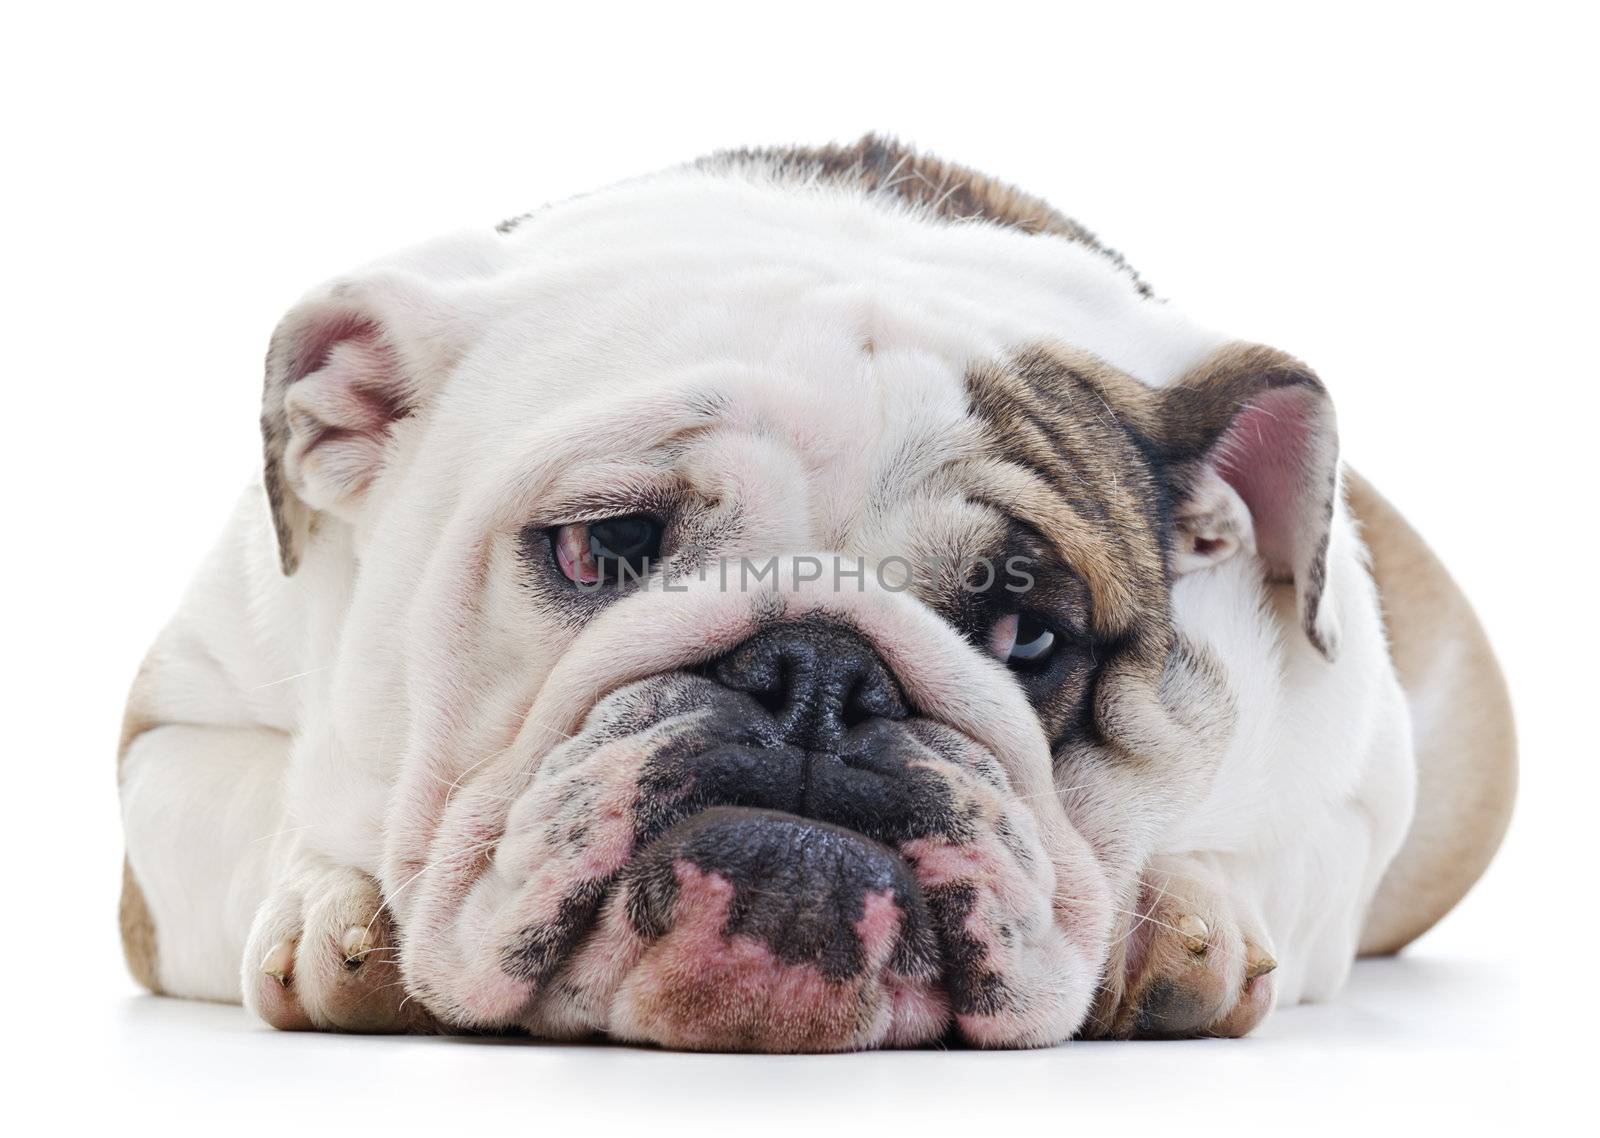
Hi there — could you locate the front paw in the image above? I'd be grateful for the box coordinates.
[1087,856,1277,1039]
[242,858,432,1033]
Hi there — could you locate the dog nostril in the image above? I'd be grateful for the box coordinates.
[841,675,898,729]
[862,672,907,722]
[749,663,790,719]
[841,685,873,730]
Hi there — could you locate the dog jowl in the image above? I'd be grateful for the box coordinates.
[419,615,1117,1048]
[119,137,1481,1051]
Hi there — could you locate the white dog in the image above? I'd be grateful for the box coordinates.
[116,137,1515,1049]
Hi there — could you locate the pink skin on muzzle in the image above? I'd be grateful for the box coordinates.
[390,569,1113,1049]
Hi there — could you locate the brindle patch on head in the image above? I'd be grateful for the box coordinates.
[958,345,1179,739]
[697,134,1153,296]
[963,345,1174,631]
[958,337,1340,746]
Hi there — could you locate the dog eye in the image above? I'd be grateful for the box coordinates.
[550,514,663,586]
[989,613,1057,668]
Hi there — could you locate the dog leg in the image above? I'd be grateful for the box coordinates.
[120,718,425,1029]
[120,724,290,1001]
[117,485,415,1027]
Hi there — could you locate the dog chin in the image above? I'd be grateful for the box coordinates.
[407,673,1107,1051]
[532,806,953,1051]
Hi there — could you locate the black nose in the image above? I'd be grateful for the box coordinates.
[711,621,907,750]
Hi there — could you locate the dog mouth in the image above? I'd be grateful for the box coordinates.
[408,631,1104,1051]
[493,681,995,1042]
[593,804,952,1050]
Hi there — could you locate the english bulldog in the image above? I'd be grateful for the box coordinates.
[117,136,1516,1050]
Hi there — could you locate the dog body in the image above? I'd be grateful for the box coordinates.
[118,139,1512,1048]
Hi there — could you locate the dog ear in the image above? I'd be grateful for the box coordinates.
[1155,343,1342,659]
[260,270,472,574]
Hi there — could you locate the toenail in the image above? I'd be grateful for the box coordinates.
[341,925,372,969]
[260,939,294,984]
[1176,914,1209,953]
[1245,953,1277,979]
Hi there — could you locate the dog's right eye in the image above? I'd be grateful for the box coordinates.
[549,514,664,587]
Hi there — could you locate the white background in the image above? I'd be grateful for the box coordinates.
[3,2,1593,1133]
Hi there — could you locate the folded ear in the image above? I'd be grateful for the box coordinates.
[261,271,472,574]
[1155,343,1342,659]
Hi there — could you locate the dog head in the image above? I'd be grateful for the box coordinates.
[260,141,1341,1050]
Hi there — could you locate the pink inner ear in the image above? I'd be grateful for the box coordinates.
[286,314,410,443]
[285,311,378,384]
[1212,387,1316,572]
[279,306,417,511]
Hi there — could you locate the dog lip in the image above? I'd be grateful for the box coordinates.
[625,805,915,893]
[620,805,940,983]
[635,804,906,862]
[628,718,960,858]
[507,806,930,1001]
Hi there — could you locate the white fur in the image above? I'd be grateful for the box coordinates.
[121,164,1413,1037]
[1161,510,1413,1004]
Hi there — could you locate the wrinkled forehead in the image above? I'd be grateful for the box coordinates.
[424,177,1202,625]
[448,338,992,543]
[437,340,1163,654]
[460,173,1224,396]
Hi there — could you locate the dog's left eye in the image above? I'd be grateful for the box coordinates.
[550,514,664,586]
[989,613,1057,668]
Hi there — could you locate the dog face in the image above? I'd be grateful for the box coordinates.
[261,145,1340,1049]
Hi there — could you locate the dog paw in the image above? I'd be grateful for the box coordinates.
[1088,855,1277,1039]
[242,859,432,1033]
